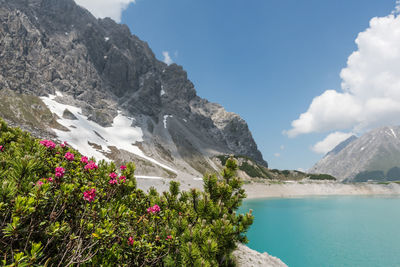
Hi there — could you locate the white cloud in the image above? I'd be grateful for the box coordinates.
[74,0,135,22]
[312,132,354,154]
[162,51,173,65]
[280,145,285,150]
[274,153,281,158]
[286,12,400,140]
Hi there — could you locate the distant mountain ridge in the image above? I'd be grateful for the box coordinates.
[0,0,267,179]
[310,126,400,182]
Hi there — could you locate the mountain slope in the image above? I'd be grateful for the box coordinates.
[310,126,400,181]
[0,0,267,179]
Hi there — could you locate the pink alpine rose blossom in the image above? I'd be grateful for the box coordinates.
[119,176,126,183]
[83,188,96,202]
[120,165,127,170]
[166,235,173,240]
[55,167,65,178]
[128,237,134,245]
[109,179,118,185]
[109,172,117,179]
[84,161,98,170]
[64,152,74,161]
[0,145,3,152]
[39,140,56,149]
[81,156,89,164]
[147,204,161,214]
[36,180,44,187]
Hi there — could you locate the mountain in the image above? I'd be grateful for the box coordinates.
[310,126,400,182]
[0,0,267,181]
[325,135,358,157]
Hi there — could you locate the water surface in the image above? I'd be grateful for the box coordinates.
[239,196,400,267]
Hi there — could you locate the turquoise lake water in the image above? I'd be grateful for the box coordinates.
[239,196,400,267]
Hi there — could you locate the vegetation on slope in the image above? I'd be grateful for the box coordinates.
[353,167,400,182]
[216,155,336,181]
[0,119,253,266]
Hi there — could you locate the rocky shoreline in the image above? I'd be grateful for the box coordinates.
[233,244,287,267]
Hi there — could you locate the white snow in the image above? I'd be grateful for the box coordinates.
[55,91,64,97]
[105,37,110,41]
[40,93,177,174]
[163,115,172,129]
[390,128,397,138]
[65,32,69,36]
[361,146,365,151]
[160,85,166,96]
[193,178,203,181]
[183,119,187,123]
[104,56,108,59]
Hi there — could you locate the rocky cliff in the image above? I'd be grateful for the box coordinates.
[0,0,266,179]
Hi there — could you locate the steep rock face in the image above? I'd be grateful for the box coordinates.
[0,0,266,176]
[310,126,400,181]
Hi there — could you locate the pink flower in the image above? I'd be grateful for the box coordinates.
[55,167,65,178]
[36,180,44,187]
[0,145,3,152]
[147,204,161,214]
[109,179,118,185]
[48,177,54,182]
[119,176,126,183]
[81,156,89,164]
[39,140,56,149]
[166,235,173,240]
[120,165,127,170]
[83,188,96,202]
[64,152,74,161]
[84,161,98,170]
[128,237,134,245]
[60,143,65,148]
[109,172,117,179]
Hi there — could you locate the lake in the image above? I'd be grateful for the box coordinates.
[239,196,400,267]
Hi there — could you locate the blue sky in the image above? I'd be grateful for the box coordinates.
[76,0,400,170]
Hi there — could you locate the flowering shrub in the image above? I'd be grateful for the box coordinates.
[81,156,89,164]
[84,161,98,170]
[83,188,97,202]
[147,204,161,214]
[54,166,65,178]
[64,151,74,161]
[39,139,56,149]
[0,119,253,266]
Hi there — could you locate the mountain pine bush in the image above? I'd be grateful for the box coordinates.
[0,118,253,266]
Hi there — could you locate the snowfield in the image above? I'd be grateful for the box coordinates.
[40,93,177,173]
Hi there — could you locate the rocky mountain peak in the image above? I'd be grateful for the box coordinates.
[310,126,400,181]
[0,0,267,179]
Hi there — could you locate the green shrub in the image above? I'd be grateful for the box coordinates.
[308,173,336,181]
[0,119,253,266]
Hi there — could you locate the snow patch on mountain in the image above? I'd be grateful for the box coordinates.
[160,85,166,96]
[40,93,177,173]
[163,115,172,129]
[391,128,397,138]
